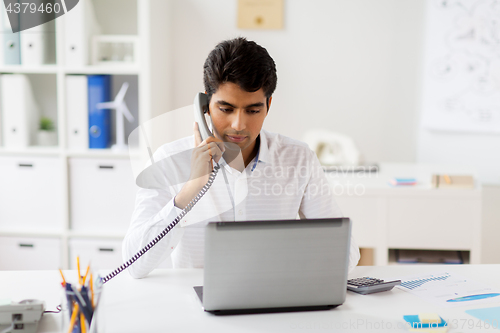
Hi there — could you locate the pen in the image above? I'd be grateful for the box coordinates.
[80,285,94,320]
[65,283,75,320]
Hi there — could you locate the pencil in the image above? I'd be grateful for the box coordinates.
[67,303,79,333]
[77,256,81,285]
[90,273,94,309]
[59,269,66,287]
[443,174,452,184]
[80,312,87,333]
[82,264,90,285]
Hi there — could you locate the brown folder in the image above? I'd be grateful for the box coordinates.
[431,175,474,189]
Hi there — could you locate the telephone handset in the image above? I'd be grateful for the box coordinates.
[101,93,222,283]
[194,93,240,166]
[194,92,213,140]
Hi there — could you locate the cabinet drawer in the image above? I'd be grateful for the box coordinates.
[387,197,481,249]
[0,236,61,270]
[0,156,64,231]
[335,196,384,248]
[69,238,124,271]
[69,238,172,271]
[69,158,138,233]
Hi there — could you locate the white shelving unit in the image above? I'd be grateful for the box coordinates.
[330,163,482,265]
[0,0,172,270]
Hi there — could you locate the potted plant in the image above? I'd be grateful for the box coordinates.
[37,116,58,146]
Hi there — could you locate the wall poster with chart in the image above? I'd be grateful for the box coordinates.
[420,0,500,133]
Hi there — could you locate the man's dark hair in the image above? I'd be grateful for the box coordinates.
[203,37,277,109]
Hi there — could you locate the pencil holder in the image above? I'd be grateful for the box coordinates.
[60,276,103,333]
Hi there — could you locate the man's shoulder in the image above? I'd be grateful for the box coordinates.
[154,135,194,160]
[263,129,312,156]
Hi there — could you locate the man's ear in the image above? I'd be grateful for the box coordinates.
[267,96,273,113]
[205,91,210,115]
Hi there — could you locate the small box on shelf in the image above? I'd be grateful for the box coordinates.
[92,35,139,67]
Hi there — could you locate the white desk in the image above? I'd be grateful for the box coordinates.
[328,163,482,265]
[2,265,500,333]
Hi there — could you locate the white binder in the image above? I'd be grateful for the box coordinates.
[2,3,21,65]
[63,0,101,67]
[0,77,2,146]
[0,74,40,148]
[66,75,89,150]
[0,5,4,65]
[20,24,47,66]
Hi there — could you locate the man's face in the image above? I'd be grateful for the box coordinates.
[207,82,270,160]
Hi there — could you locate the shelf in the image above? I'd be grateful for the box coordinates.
[0,65,60,74]
[66,149,135,159]
[0,229,63,238]
[0,147,62,157]
[68,230,126,240]
[64,66,140,75]
[0,66,140,75]
[0,148,142,159]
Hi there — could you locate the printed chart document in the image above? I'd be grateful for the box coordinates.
[396,272,500,308]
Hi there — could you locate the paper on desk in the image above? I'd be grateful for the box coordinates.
[465,307,500,325]
[395,272,500,308]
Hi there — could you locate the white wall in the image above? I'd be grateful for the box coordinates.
[165,0,425,164]
[418,132,500,184]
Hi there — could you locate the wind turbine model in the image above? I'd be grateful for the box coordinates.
[97,82,134,151]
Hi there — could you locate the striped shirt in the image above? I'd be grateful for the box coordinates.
[123,129,360,278]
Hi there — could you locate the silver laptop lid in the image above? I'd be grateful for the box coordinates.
[202,218,351,311]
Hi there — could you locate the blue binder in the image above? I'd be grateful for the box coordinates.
[88,75,111,149]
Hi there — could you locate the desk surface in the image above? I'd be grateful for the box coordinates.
[2,265,500,333]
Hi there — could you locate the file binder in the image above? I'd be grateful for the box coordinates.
[2,1,21,65]
[66,75,89,150]
[0,78,2,146]
[64,0,101,67]
[88,75,111,149]
[0,5,4,65]
[0,74,40,148]
[20,24,47,66]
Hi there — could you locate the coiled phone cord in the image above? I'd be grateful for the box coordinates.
[101,163,221,284]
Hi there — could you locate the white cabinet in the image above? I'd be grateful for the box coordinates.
[334,196,385,249]
[69,238,173,271]
[0,236,61,270]
[69,238,124,271]
[386,196,481,250]
[330,163,482,265]
[0,0,171,269]
[69,158,138,233]
[0,156,64,232]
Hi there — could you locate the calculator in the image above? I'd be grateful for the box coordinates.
[347,277,401,295]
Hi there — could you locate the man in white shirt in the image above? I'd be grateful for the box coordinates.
[123,37,360,278]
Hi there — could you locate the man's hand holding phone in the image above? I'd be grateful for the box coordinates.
[174,122,225,209]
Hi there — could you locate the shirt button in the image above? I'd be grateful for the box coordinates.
[238,209,243,215]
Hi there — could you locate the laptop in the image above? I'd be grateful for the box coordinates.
[193,217,351,314]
